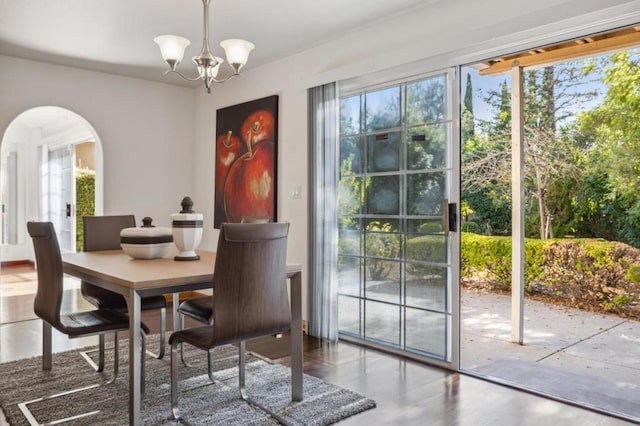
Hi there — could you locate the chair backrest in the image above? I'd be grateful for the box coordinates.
[212,222,290,344]
[83,215,136,251]
[27,221,64,329]
[81,215,136,304]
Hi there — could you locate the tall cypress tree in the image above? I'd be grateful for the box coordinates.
[462,73,475,141]
[541,66,556,133]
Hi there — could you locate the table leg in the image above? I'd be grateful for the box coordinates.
[290,271,303,401]
[126,290,142,426]
[172,293,180,332]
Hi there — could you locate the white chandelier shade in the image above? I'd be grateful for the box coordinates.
[154,35,191,66]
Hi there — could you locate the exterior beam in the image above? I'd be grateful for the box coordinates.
[511,62,525,344]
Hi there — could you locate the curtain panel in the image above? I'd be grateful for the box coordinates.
[307,82,339,341]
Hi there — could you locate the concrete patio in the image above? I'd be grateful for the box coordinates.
[461,289,640,421]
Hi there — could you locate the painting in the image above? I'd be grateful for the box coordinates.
[214,95,278,228]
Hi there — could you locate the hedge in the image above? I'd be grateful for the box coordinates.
[75,169,95,251]
[460,232,640,315]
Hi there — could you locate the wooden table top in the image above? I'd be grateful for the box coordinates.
[62,249,302,291]
[62,250,216,290]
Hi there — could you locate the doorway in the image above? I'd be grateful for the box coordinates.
[0,106,103,261]
[459,26,640,422]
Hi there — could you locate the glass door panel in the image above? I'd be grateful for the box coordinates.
[44,145,75,253]
[338,69,459,366]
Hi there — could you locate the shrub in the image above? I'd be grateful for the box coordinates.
[75,169,95,251]
[406,235,446,276]
[461,233,512,291]
[460,232,640,315]
[540,240,640,313]
[364,221,400,280]
[461,221,480,233]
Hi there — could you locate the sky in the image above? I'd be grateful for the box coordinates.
[462,56,611,125]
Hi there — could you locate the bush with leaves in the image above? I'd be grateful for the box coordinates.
[365,221,400,281]
[461,232,640,315]
[540,240,640,314]
[75,169,95,251]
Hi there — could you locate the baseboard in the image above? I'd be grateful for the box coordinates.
[1,260,34,268]
[164,291,207,305]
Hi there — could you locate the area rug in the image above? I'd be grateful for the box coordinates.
[0,334,376,425]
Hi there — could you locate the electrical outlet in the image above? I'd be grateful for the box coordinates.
[292,185,302,199]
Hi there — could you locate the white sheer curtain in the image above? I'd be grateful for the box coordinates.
[308,82,339,341]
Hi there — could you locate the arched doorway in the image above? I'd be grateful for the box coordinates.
[0,106,103,261]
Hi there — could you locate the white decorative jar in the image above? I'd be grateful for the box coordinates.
[120,217,173,259]
[171,196,203,261]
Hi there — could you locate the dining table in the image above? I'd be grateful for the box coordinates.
[61,249,303,426]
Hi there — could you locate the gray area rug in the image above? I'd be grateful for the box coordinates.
[474,358,640,422]
[0,334,375,425]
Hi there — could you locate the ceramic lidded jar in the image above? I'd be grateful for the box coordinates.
[171,196,203,261]
[120,217,173,259]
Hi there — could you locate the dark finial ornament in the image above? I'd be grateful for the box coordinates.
[180,196,194,213]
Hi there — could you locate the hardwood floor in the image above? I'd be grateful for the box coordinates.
[0,267,632,425]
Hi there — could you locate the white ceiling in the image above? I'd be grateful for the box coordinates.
[0,0,441,86]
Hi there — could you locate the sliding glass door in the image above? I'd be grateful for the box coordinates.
[337,69,460,365]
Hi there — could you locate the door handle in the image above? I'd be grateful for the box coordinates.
[443,199,457,236]
[66,203,72,218]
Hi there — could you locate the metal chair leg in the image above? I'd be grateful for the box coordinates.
[104,332,119,385]
[206,349,215,382]
[237,340,290,425]
[146,307,166,359]
[170,340,183,422]
[42,322,52,371]
[239,341,247,399]
[97,334,106,372]
[179,314,194,368]
[141,331,146,395]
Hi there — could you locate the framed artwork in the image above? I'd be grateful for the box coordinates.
[214,95,278,228]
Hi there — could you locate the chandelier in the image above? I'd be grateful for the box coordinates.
[154,0,255,93]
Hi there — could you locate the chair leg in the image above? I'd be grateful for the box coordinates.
[237,340,289,425]
[105,332,119,385]
[146,308,166,359]
[179,314,194,368]
[97,334,106,372]
[207,349,215,382]
[141,331,146,395]
[42,322,52,371]
[239,341,247,400]
[170,340,183,422]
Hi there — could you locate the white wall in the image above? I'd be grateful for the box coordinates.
[0,55,196,255]
[191,0,640,321]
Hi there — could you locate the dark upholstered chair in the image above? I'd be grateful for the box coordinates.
[81,215,167,359]
[177,217,271,325]
[27,221,149,384]
[176,217,272,369]
[169,222,290,422]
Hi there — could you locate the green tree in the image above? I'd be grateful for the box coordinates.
[462,73,475,142]
[576,50,640,246]
[463,62,596,239]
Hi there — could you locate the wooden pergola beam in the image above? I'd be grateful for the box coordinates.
[480,30,640,75]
